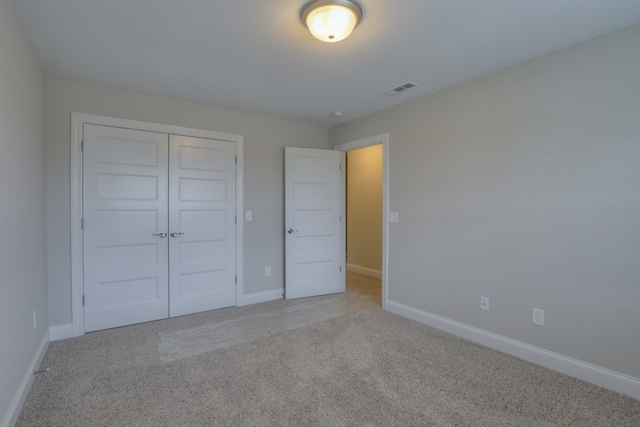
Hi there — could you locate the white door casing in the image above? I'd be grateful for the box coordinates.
[334,133,389,310]
[284,147,345,299]
[72,113,244,336]
[83,125,170,332]
[169,135,236,317]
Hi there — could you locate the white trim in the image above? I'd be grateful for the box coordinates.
[70,113,84,337]
[234,137,245,308]
[71,113,244,337]
[387,300,640,401]
[346,264,382,279]
[49,323,73,341]
[335,133,389,310]
[339,150,346,294]
[1,331,49,427]
[238,288,284,306]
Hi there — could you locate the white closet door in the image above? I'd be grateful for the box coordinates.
[83,124,169,332]
[168,135,237,317]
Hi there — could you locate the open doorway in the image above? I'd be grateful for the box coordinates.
[335,133,389,309]
[346,145,383,305]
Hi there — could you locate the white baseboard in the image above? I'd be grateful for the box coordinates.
[386,300,640,401]
[347,264,382,279]
[1,330,50,427]
[238,288,283,306]
[49,323,73,341]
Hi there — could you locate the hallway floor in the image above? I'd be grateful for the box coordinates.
[346,271,381,305]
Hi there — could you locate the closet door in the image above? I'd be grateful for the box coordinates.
[168,135,237,317]
[83,124,169,332]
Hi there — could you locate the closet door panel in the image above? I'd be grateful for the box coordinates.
[83,124,169,332]
[169,135,236,317]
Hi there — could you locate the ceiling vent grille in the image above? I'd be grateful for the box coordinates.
[384,82,419,96]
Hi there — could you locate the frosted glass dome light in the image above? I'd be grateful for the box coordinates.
[301,0,363,43]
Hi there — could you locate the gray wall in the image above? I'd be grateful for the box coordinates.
[330,24,640,379]
[45,76,329,327]
[0,0,47,421]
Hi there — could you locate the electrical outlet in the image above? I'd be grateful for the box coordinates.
[388,211,398,223]
[480,296,489,311]
[532,308,544,326]
[265,266,271,277]
[245,211,252,221]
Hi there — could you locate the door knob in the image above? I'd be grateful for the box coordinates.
[153,232,168,238]
[171,232,185,237]
[287,228,299,234]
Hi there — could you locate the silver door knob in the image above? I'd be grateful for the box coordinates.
[171,232,185,237]
[153,232,168,238]
[287,228,299,234]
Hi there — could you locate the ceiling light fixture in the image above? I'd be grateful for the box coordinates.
[301,0,363,43]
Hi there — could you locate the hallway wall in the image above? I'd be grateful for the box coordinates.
[346,145,383,277]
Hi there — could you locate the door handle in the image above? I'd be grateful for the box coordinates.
[153,232,168,238]
[171,232,185,237]
[287,228,299,234]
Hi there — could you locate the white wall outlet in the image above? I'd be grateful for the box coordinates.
[265,266,271,277]
[389,211,398,223]
[480,296,489,311]
[245,211,252,221]
[532,308,544,326]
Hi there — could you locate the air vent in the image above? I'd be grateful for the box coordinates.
[384,82,419,96]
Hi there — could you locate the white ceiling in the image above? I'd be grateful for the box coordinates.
[12,0,640,127]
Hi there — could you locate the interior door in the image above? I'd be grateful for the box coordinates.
[83,124,169,332]
[169,135,237,316]
[284,147,345,299]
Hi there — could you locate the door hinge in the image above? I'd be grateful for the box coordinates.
[235,156,237,164]
[81,218,84,229]
[81,141,84,152]
[339,163,342,171]
[235,276,237,284]
[82,295,85,306]
[235,216,237,225]
[340,266,342,273]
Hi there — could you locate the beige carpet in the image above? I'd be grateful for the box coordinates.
[17,274,640,426]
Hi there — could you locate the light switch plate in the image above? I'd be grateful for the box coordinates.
[480,296,489,311]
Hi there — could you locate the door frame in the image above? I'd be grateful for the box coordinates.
[70,113,244,337]
[334,133,389,310]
